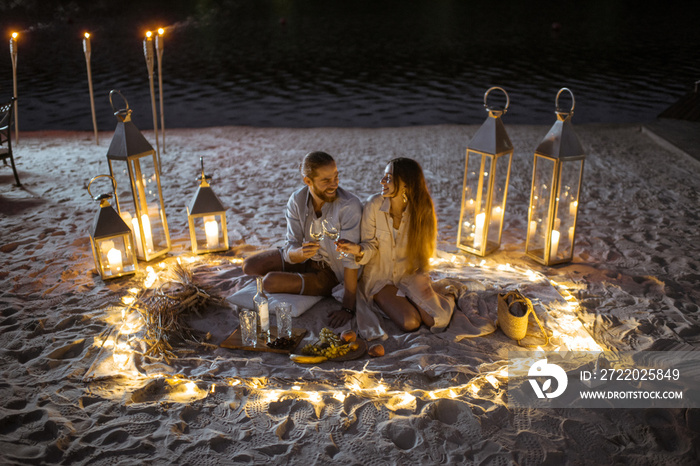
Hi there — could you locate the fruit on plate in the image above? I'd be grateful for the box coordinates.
[294,327,356,362]
[368,344,385,357]
[289,354,327,364]
[340,329,357,343]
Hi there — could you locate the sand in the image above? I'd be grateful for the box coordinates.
[1,123,699,464]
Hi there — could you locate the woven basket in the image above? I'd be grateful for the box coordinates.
[497,291,549,347]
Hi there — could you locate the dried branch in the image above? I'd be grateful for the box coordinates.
[134,262,224,362]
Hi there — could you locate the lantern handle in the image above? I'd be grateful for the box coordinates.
[87,174,117,201]
[109,89,130,115]
[484,86,510,113]
[555,87,575,114]
[198,156,213,184]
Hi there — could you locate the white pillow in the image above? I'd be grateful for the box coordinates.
[227,281,323,318]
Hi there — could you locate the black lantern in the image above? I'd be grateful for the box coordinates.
[106,90,171,262]
[187,157,229,254]
[88,175,138,280]
[457,87,514,256]
[526,88,585,266]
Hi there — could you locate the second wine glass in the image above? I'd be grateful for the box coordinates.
[322,217,346,259]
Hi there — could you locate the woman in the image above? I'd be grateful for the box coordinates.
[337,157,454,340]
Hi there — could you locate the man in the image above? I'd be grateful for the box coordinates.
[242,151,362,328]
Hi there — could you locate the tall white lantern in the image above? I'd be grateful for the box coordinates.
[106,90,171,262]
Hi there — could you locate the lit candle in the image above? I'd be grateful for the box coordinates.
[491,205,503,225]
[550,229,560,259]
[474,212,485,249]
[131,218,144,257]
[141,214,154,253]
[529,220,537,239]
[569,200,578,217]
[204,216,219,249]
[568,226,575,244]
[107,247,123,272]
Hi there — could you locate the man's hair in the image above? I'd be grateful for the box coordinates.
[300,151,335,178]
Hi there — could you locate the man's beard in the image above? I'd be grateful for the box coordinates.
[312,184,337,203]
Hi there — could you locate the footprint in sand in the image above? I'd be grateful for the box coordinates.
[644,408,689,453]
[45,339,86,360]
[383,420,418,450]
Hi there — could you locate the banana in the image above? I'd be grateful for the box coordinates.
[289,354,328,364]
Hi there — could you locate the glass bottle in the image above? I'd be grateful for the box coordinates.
[254,276,270,342]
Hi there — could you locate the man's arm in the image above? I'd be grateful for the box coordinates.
[282,189,309,264]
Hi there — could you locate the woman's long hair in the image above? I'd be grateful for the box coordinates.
[390,157,437,272]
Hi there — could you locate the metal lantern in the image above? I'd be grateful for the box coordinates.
[526,88,585,266]
[187,157,229,254]
[106,90,171,262]
[457,87,514,256]
[88,175,138,280]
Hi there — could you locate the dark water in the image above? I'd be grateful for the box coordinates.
[4,0,699,131]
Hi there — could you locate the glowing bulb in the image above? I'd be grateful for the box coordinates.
[184,381,197,396]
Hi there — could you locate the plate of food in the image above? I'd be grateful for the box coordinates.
[290,328,367,364]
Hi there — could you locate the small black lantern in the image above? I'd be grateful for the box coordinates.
[88,175,138,280]
[187,157,229,254]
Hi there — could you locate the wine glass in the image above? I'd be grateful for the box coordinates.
[309,218,324,261]
[322,217,344,259]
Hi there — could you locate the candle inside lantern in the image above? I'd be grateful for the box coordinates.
[131,215,154,256]
[550,229,560,259]
[474,212,485,249]
[204,216,219,249]
[491,205,503,225]
[568,226,575,244]
[107,247,123,272]
[131,218,143,257]
[569,200,578,217]
[529,220,537,239]
[141,214,154,253]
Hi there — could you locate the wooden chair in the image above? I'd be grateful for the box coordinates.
[0,97,20,186]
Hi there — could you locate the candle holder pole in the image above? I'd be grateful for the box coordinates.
[83,33,99,145]
[143,32,161,174]
[9,33,19,144]
[156,28,166,154]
